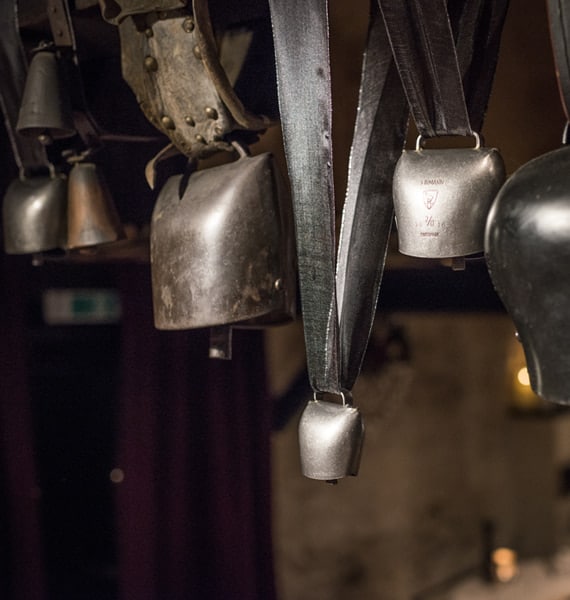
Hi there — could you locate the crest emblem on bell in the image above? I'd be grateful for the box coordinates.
[298,394,364,482]
[423,189,438,210]
[150,148,296,331]
[393,133,506,258]
[485,143,570,405]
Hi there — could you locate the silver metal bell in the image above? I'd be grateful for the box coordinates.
[485,143,570,405]
[67,161,125,249]
[150,150,296,331]
[16,46,75,142]
[393,133,505,258]
[298,393,364,482]
[2,171,67,254]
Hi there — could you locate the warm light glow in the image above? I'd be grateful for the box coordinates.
[109,468,125,484]
[492,547,518,583]
[516,367,530,387]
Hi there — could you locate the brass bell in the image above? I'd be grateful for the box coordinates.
[67,161,125,249]
[16,46,75,142]
[2,170,67,254]
[150,150,296,332]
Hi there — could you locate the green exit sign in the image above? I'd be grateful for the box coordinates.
[42,289,121,325]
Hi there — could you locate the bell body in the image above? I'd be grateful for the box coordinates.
[67,162,124,249]
[151,153,296,330]
[393,146,505,258]
[16,49,75,140]
[298,399,364,481]
[485,145,570,405]
[3,173,67,254]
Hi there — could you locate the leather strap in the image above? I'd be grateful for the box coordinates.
[378,0,472,138]
[269,0,408,394]
[547,0,570,121]
[0,0,49,172]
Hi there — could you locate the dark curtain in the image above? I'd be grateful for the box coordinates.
[115,265,276,600]
[0,254,46,600]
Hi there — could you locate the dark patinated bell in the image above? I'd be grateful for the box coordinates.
[298,393,364,482]
[3,171,67,254]
[485,144,570,404]
[150,151,296,332]
[393,134,505,258]
[16,47,75,142]
[67,162,125,249]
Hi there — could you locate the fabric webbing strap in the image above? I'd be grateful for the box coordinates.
[378,0,509,138]
[268,0,408,395]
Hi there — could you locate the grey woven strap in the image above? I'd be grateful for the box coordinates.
[336,2,408,390]
[268,0,339,393]
[269,0,408,394]
[0,0,48,171]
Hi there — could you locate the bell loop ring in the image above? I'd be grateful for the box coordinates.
[313,390,353,406]
[415,131,481,151]
[18,162,58,181]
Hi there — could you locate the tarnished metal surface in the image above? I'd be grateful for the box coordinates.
[393,139,506,258]
[298,396,364,482]
[16,48,75,141]
[150,152,296,329]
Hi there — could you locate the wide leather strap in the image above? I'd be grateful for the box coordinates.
[547,0,570,121]
[0,0,49,172]
[103,0,276,158]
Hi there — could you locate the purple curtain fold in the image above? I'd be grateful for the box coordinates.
[116,265,276,600]
[0,254,46,600]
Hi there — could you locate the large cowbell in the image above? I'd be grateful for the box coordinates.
[3,171,67,254]
[393,134,506,258]
[485,143,570,405]
[151,152,296,331]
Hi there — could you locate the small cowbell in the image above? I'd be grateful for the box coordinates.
[16,45,75,142]
[393,133,505,258]
[66,161,125,249]
[298,393,364,482]
[485,142,570,405]
[2,169,67,254]
[150,149,296,337]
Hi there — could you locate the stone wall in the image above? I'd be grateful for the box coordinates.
[269,315,570,599]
